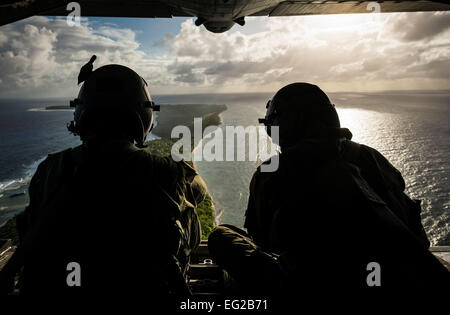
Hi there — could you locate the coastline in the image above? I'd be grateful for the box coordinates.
[150,103,228,236]
[150,104,228,237]
[0,104,228,242]
[191,111,225,227]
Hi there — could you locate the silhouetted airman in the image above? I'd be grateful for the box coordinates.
[208,83,449,301]
[0,57,207,300]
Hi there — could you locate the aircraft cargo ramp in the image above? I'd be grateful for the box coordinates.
[1,239,449,295]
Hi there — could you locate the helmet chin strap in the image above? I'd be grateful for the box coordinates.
[134,111,148,148]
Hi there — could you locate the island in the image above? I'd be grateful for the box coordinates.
[144,103,228,239]
[0,103,228,243]
[151,104,227,140]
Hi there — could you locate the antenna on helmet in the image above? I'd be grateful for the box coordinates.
[78,55,97,85]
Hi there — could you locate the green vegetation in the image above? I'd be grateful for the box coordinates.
[144,138,178,156]
[197,194,214,240]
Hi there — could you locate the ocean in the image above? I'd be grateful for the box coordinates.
[0,91,449,246]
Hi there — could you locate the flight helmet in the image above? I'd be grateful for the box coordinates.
[259,83,340,147]
[68,60,159,147]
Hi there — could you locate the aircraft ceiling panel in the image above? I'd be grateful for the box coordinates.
[0,0,191,27]
[41,1,182,18]
[1,0,449,30]
[257,1,450,16]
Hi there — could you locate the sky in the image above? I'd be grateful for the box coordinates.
[0,11,449,98]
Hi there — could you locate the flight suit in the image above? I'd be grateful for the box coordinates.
[209,128,449,296]
[10,138,207,297]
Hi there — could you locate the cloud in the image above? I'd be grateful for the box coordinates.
[153,33,175,48]
[164,13,450,92]
[0,12,449,98]
[0,16,178,98]
[390,12,450,42]
[0,22,58,92]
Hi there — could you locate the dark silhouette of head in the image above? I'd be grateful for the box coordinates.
[68,61,159,147]
[262,83,340,149]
